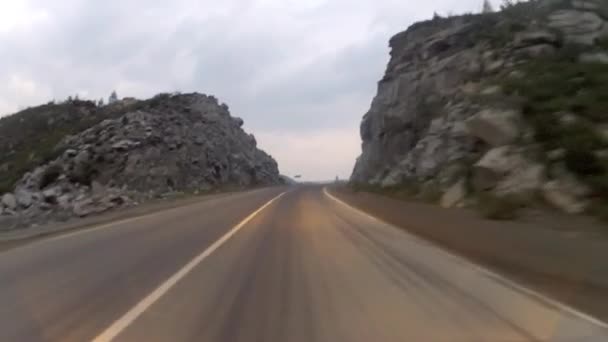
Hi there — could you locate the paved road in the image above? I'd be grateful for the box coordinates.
[0,186,606,341]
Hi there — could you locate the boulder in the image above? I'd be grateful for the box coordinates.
[15,190,33,208]
[91,181,107,198]
[465,109,520,147]
[440,179,466,208]
[515,30,558,47]
[381,170,401,188]
[515,44,557,58]
[547,10,605,45]
[572,0,601,10]
[550,167,592,197]
[472,147,514,191]
[484,60,504,74]
[495,163,545,199]
[542,181,588,214]
[42,188,59,204]
[547,148,566,161]
[57,194,72,209]
[472,146,543,198]
[72,198,95,217]
[111,140,137,151]
[557,112,579,125]
[480,85,502,95]
[579,52,608,64]
[1,193,17,210]
[64,149,78,158]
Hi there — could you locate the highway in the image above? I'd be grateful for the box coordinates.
[0,186,606,341]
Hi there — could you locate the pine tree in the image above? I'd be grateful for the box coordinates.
[482,0,494,13]
[108,90,118,104]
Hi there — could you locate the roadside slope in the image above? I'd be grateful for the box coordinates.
[1,93,282,229]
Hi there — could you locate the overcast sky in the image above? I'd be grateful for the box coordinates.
[0,0,499,181]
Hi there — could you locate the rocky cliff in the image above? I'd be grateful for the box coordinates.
[352,0,608,215]
[0,93,281,228]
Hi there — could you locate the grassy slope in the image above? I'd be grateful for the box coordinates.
[0,96,178,194]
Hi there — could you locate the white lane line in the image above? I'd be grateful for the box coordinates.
[323,187,608,329]
[92,191,287,342]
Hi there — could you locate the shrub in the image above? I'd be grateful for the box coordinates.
[0,182,12,195]
[503,58,608,123]
[587,201,608,223]
[587,174,608,197]
[564,149,604,176]
[478,193,523,220]
[417,182,443,203]
[0,100,129,192]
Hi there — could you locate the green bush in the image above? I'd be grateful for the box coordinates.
[588,174,608,197]
[503,49,608,187]
[502,58,608,123]
[564,149,604,176]
[587,201,608,223]
[417,182,443,203]
[478,193,523,220]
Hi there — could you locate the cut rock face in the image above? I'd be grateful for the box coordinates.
[547,10,605,45]
[465,109,520,147]
[349,0,605,214]
[472,146,544,199]
[1,93,281,228]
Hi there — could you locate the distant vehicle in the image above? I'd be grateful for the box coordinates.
[294,175,302,179]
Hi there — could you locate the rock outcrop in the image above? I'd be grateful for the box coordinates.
[352,0,608,215]
[0,93,281,228]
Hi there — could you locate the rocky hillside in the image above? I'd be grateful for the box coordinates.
[352,0,608,216]
[0,93,281,228]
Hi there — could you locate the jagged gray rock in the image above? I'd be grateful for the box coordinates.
[465,109,520,147]
[579,52,608,63]
[547,10,605,45]
[1,93,281,228]
[572,0,601,10]
[2,194,16,210]
[542,181,589,214]
[15,190,33,208]
[351,0,607,214]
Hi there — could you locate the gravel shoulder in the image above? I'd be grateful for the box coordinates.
[0,187,276,252]
[331,186,608,322]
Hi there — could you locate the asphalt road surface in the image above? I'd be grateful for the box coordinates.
[0,186,607,341]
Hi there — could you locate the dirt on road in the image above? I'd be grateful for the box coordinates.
[331,186,608,322]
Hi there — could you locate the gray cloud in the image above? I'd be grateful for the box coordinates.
[0,0,499,180]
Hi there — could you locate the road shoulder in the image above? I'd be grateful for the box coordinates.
[328,186,608,322]
[0,187,282,252]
